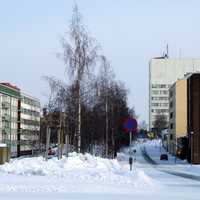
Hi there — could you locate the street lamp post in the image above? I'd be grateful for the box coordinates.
[174,139,177,164]
[190,131,194,165]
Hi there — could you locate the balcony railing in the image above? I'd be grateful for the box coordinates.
[2,114,10,122]
[2,102,10,109]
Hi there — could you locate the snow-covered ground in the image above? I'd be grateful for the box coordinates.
[0,140,200,199]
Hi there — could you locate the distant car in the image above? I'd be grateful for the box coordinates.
[48,147,55,156]
[160,154,168,160]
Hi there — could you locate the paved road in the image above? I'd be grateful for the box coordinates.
[141,146,200,181]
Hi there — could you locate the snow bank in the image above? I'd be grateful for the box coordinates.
[0,152,155,188]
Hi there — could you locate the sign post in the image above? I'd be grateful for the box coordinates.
[129,156,133,171]
[123,117,138,171]
[129,131,132,147]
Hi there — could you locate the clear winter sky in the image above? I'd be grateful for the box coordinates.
[1,0,200,124]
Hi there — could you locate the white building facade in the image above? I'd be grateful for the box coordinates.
[149,57,200,131]
[20,93,40,154]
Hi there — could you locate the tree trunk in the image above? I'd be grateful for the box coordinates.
[45,126,50,161]
[77,81,81,153]
[65,134,69,157]
[105,95,108,158]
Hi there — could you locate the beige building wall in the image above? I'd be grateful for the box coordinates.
[175,80,187,137]
[169,79,187,154]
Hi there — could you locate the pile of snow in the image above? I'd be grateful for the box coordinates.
[0,152,155,188]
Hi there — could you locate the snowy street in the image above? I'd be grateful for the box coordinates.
[2,1,200,199]
[1,140,200,200]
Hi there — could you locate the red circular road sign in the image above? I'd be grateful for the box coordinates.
[123,117,138,133]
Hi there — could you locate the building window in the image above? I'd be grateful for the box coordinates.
[152,97,157,100]
[160,84,166,88]
[152,84,158,88]
[170,123,173,129]
[170,91,173,97]
[170,112,173,119]
[152,84,168,89]
[160,97,168,101]
[152,103,159,107]
[162,103,169,107]
[160,90,168,95]
[152,90,159,95]
[151,96,169,101]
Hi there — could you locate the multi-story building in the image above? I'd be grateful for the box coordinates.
[168,79,187,154]
[20,93,40,155]
[167,73,200,163]
[0,83,20,157]
[149,56,200,131]
[0,83,40,157]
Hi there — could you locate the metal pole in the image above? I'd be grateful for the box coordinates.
[174,140,177,164]
[129,131,132,154]
[191,131,193,165]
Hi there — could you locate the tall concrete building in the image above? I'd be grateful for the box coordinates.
[149,56,200,131]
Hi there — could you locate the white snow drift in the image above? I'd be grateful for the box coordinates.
[0,152,154,189]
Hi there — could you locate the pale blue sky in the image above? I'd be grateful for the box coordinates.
[1,0,200,123]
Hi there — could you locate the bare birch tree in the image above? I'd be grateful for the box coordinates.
[98,55,115,157]
[60,5,98,153]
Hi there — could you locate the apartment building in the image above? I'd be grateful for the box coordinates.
[20,93,40,155]
[0,83,20,157]
[168,79,187,155]
[0,83,40,157]
[166,73,200,163]
[149,56,200,131]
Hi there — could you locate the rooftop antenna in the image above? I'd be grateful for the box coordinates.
[166,44,169,58]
